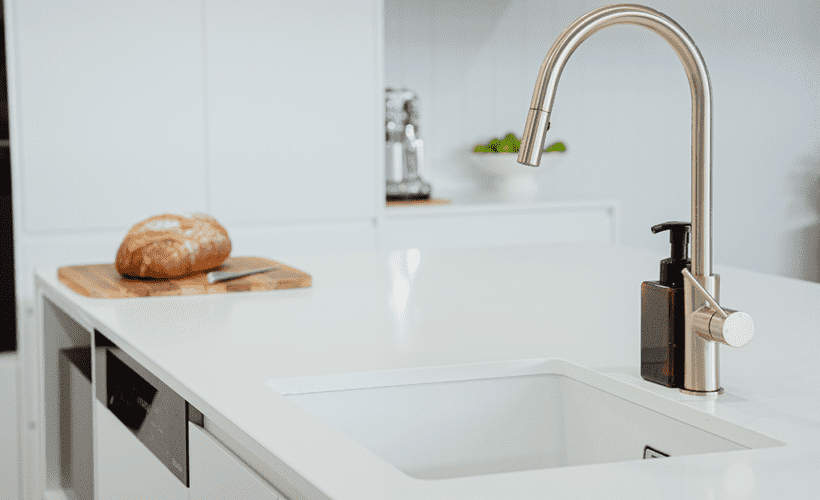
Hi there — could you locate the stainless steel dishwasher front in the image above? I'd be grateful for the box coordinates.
[94,331,190,499]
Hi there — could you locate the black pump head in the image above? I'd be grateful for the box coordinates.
[651,221,691,260]
[651,221,691,287]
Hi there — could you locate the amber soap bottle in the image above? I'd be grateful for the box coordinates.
[641,221,691,388]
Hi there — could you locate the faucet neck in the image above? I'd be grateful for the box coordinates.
[518,4,713,277]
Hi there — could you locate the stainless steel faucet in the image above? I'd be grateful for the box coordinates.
[518,4,754,395]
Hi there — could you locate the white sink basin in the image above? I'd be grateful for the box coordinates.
[268,359,783,481]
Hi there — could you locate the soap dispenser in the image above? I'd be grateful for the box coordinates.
[641,221,691,388]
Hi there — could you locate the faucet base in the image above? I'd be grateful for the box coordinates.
[679,387,724,397]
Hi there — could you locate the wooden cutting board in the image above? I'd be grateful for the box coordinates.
[386,198,450,207]
[58,256,311,298]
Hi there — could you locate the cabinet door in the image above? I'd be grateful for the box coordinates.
[14,0,207,232]
[189,422,286,500]
[204,0,380,225]
[94,400,188,500]
[381,202,616,251]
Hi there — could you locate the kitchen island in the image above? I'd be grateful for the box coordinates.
[25,243,820,499]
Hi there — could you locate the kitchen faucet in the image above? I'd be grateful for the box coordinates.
[518,4,754,395]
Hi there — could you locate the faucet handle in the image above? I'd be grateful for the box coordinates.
[682,268,726,314]
[695,308,755,347]
[682,268,755,348]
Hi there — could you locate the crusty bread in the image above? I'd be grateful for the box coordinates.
[115,213,231,279]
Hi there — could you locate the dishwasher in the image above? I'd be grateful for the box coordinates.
[94,331,190,500]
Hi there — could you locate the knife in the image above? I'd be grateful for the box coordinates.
[206,265,280,284]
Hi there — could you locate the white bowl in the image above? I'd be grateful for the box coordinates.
[470,152,564,201]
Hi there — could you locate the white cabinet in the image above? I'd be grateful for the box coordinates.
[381,199,618,251]
[189,422,286,500]
[13,0,208,232]
[94,399,188,500]
[228,220,377,258]
[0,354,19,500]
[204,0,381,226]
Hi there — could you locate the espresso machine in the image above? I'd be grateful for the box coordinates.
[385,88,431,200]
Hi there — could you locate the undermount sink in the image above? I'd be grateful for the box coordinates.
[267,359,783,481]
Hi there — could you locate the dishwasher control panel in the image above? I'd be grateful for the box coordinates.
[95,331,190,486]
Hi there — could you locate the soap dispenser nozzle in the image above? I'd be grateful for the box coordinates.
[651,221,691,288]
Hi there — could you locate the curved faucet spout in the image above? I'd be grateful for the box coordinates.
[518,4,747,395]
[517,3,712,278]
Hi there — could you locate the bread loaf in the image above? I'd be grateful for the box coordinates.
[115,213,231,279]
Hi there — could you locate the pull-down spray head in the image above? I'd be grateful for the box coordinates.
[518,109,551,167]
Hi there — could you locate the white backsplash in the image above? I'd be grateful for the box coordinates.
[385,0,820,280]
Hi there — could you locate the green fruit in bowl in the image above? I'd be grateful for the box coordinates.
[473,134,565,153]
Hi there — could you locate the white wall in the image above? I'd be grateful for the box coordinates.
[386,0,820,281]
